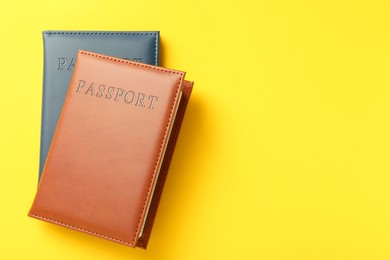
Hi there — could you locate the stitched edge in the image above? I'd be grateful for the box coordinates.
[29,213,132,246]
[154,33,158,65]
[80,50,181,75]
[129,64,182,246]
[43,31,157,35]
[43,31,158,65]
[32,51,183,247]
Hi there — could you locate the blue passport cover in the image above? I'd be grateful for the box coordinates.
[39,31,159,180]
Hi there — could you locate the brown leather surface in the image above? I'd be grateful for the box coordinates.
[28,50,193,248]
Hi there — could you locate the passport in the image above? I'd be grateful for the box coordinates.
[29,50,193,248]
[39,31,159,181]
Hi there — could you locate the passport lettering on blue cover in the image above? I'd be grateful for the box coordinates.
[39,31,159,181]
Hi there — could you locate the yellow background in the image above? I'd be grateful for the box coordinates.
[1,0,390,259]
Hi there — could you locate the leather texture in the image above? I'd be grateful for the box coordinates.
[29,50,193,248]
[39,31,159,181]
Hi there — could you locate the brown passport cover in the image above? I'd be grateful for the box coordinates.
[28,50,193,248]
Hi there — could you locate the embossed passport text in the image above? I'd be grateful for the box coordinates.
[29,50,193,248]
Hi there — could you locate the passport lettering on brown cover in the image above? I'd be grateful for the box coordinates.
[28,50,193,249]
